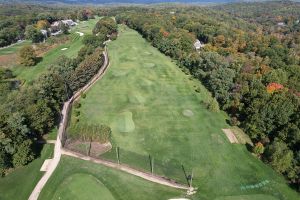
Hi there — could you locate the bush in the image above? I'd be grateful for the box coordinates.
[207,98,220,112]
[75,110,80,117]
[253,142,265,155]
[73,101,81,109]
[81,93,86,99]
[12,140,34,167]
[19,45,37,66]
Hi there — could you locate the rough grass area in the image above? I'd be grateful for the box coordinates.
[39,156,184,200]
[68,25,299,200]
[0,144,53,200]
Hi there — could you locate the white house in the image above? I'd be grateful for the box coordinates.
[277,22,286,26]
[40,29,48,37]
[61,19,77,27]
[194,39,205,50]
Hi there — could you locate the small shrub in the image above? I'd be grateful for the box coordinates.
[74,102,81,109]
[230,117,240,126]
[75,110,80,117]
[75,117,79,123]
[207,98,220,112]
[81,93,86,99]
[253,142,265,156]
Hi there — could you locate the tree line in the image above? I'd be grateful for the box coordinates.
[0,17,117,176]
[114,4,300,190]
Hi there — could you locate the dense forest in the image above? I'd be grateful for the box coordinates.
[0,6,117,176]
[110,2,300,190]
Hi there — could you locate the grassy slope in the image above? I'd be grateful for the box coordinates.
[70,25,299,200]
[0,40,31,56]
[12,17,99,84]
[39,156,183,200]
[0,144,54,200]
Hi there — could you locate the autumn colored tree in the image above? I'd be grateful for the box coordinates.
[36,20,50,30]
[19,45,37,66]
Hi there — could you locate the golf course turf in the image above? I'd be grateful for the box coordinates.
[67,25,299,200]
[2,17,99,84]
[0,144,53,200]
[39,156,184,200]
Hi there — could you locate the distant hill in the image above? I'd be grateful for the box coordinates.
[0,0,254,5]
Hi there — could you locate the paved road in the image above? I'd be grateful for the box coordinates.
[28,49,109,200]
[62,149,189,190]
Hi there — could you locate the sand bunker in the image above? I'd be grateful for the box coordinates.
[222,129,239,144]
[61,48,68,51]
[128,93,145,104]
[182,109,194,117]
[144,63,156,68]
[76,31,84,36]
[117,111,135,132]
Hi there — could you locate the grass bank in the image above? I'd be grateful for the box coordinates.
[0,144,53,200]
[69,25,299,200]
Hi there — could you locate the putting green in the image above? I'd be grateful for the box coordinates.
[128,92,146,104]
[143,63,156,68]
[39,156,183,200]
[182,109,194,117]
[116,111,135,133]
[51,173,115,200]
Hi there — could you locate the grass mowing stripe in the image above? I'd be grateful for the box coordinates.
[68,25,299,200]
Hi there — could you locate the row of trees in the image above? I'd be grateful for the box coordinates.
[0,17,117,176]
[115,5,300,190]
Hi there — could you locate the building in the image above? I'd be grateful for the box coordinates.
[61,19,77,27]
[194,39,205,50]
[50,19,77,33]
[40,29,48,38]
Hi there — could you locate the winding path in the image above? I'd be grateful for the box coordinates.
[29,44,190,199]
[29,48,110,200]
[62,149,189,190]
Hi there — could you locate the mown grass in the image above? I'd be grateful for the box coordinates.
[69,25,299,200]
[11,18,99,84]
[39,156,184,200]
[0,40,31,56]
[0,144,53,200]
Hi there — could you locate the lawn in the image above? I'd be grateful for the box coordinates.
[69,25,299,200]
[11,17,99,84]
[0,40,31,56]
[39,156,184,200]
[0,144,54,200]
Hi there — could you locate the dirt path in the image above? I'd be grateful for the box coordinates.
[61,149,189,190]
[29,48,110,200]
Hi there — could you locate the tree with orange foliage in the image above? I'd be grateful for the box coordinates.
[36,20,50,30]
[253,142,265,156]
[266,82,284,93]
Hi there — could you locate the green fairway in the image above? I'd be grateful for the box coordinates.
[39,156,184,200]
[0,40,31,56]
[69,25,299,200]
[12,18,99,84]
[0,144,53,200]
